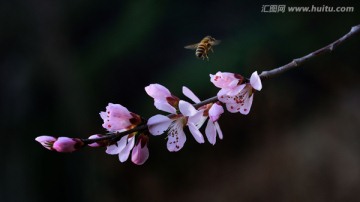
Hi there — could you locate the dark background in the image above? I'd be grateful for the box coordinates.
[1,0,360,202]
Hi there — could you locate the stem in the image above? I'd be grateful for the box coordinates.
[81,124,148,144]
[259,24,360,79]
[193,96,218,108]
[82,24,360,145]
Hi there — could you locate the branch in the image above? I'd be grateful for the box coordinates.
[81,124,148,144]
[82,24,360,145]
[259,24,360,79]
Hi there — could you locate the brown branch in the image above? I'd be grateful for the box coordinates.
[259,24,360,79]
[81,124,148,144]
[82,24,360,145]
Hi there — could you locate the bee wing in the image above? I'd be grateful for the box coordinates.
[211,40,221,46]
[184,43,199,50]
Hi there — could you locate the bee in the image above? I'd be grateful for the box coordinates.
[184,36,221,60]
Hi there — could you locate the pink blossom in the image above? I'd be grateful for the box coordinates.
[214,71,262,115]
[145,84,178,114]
[210,72,240,88]
[131,135,149,165]
[210,72,245,96]
[35,136,56,150]
[147,86,207,152]
[106,135,135,162]
[100,103,133,132]
[205,103,224,145]
[169,101,206,151]
[52,137,82,152]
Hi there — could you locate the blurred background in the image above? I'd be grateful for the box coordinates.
[1,0,359,201]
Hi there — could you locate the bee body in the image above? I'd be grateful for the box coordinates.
[185,36,220,60]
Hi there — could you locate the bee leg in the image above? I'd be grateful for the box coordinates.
[206,54,209,61]
[210,47,214,53]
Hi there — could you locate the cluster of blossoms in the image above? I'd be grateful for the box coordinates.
[146,84,224,151]
[211,71,262,114]
[35,71,262,165]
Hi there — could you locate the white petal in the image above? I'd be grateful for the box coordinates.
[225,103,241,113]
[105,144,119,155]
[167,121,186,152]
[250,71,262,91]
[147,114,173,136]
[227,84,246,96]
[99,111,107,120]
[215,122,223,139]
[217,88,230,97]
[179,100,197,116]
[209,103,224,122]
[218,94,236,104]
[228,79,239,88]
[105,135,128,155]
[154,101,177,114]
[119,136,135,162]
[188,122,205,143]
[145,84,171,99]
[182,86,201,103]
[239,94,253,115]
[131,142,149,165]
[188,110,207,129]
[205,120,216,145]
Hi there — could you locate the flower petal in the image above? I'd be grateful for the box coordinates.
[209,103,224,122]
[188,122,205,143]
[205,120,216,145]
[147,114,173,136]
[35,136,56,150]
[250,71,262,91]
[167,121,186,152]
[215,122,223,140]
[182,86,201,103]
[154,101,177,114]
[228,79,239,88]
[210,72,240,89]
[119,136,135,162]
[53,137,79,153]
[145,84,171,99]
[188,109,207,129]
[131,141,149,165]
[225,103,241,113]
[217,88,230,97]
[99,111,107,121]
[227,84,246,96]
[105,135,128,155]
[218,94,236,104]
[239,94,254,115]
[179,100,197,116]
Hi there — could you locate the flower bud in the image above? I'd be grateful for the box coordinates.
[35,136,57,150]
[53,137,83,152]
[100,103,133,132]
[131,135,149,165]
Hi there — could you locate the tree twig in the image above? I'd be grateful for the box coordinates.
[259,24,360,79]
